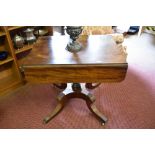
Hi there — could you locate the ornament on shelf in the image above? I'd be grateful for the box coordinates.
[0,51,8,61]
[23,28,36,44]
[13,34,25,49]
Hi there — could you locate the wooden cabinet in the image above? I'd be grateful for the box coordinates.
[0,26,53,95]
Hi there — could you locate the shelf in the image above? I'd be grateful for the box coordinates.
[0,74,20,94]
[0,26,53,95]
[15,44,33,54]
[8,26,25,31]
[0,31,6,37]
[0,56,14,66]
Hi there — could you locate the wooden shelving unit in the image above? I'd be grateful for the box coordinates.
[0,27,6,37]
[0,56,13,65]
[0,61,21,94]
[0,31,6,37]
[7,26,25,31]
[0,26,53,95]
[15,44,33,54]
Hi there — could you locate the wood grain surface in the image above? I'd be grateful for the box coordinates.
[21,35,128,83]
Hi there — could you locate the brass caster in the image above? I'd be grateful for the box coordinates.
[43,117,49,124]
[102,122,105,126]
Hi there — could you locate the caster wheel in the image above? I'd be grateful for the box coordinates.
[101,122,105,126]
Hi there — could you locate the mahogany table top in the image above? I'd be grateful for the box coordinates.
[21,35,128,83]
[22,35,127,66]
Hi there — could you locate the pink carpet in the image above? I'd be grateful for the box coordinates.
[0,33,155,128]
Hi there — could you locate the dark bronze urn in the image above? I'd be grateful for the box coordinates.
[66,26,83,52]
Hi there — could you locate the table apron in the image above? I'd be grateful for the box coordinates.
[23,64,128,83]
